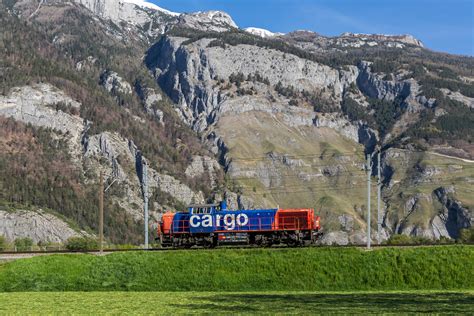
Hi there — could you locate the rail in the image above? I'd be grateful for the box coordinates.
[1,243,472,256]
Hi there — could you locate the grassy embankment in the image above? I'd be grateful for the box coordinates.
[0,246,472,292]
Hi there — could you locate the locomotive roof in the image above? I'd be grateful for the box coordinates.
[187,203,220,208]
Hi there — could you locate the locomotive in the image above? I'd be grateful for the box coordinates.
[157,202,322,248]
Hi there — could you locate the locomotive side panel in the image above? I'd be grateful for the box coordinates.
[274,209,313,231]
[172,213,191,234]
[214,209,278,232]
[189,213,215,234]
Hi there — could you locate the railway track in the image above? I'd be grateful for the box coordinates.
[1,242,472,258]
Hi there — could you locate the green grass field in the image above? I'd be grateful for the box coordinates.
[0,246,472,292]
[1,247,473,314]
[0,291,472,314]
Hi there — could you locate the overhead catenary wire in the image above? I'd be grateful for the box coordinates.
[11,151,474,192]
[245,186,369,196]
[232,173,474,197]
[18,168,473,189]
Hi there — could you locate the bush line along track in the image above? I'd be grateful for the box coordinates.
[1,243,473,256]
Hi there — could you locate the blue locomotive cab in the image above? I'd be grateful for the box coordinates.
[186,202,226,234]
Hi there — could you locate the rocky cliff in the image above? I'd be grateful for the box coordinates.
[1,0,472,245]
[147,36,358,131]
[0,209,86,244]
[144,27,473,242]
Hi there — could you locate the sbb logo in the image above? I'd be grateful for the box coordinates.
[190,213,249,230]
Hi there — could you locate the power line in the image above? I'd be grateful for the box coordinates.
[229,151,365,162]
[238,184,370,196]
[229,173,367,182]
[241,182,368,191]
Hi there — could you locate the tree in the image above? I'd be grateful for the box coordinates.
[14,237,34,251]
[65,237,99,251]
[0,236,7,251]
[458,228,474,243]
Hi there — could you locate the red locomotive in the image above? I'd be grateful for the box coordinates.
[157,202,322,248]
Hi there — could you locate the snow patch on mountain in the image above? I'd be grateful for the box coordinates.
[244,27,283,38]
[123,0,180,16]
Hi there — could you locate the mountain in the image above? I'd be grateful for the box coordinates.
[0,0,472,245]
[120,0,179,15]
[244,27,281,38]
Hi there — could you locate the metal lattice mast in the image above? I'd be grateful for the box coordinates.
[99,171,104,254]
[377,151,382,245]
[143,162,149,249]
[367,154,371,249]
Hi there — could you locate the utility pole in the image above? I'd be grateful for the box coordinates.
[143,162,149,249]
[99,171,104,254]
[377,151,382,245]
[366,154,371,250]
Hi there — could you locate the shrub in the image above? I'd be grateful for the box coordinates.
[458,228,474,243]
[65,237,99,251]
[385,234,431,245]
[14,237,34,251]
[438,236,455,244]
[0,236,7,251]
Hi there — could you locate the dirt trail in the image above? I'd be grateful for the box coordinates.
[28,0,45,20]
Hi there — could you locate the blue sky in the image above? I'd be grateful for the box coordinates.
[152,0,473,56]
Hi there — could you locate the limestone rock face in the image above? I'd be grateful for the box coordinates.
[314,113,360,143]
[100,71,133,95]
[0,83,85,165]
[76,56,98,71]
[441,88,474,108]
[72,1,238,38]
[357,61,413,101]
[0,210,85,244]
[72,0,178,37]
[147,36,358,130]
[320,231,349,245]
[338,214,354,231]
[340,33,424,48]
[282,31,424,55]
[83,131,205,215]
[434,187,472,238]
[224,192,255,210]
[356,61,434,114]
[177,11,237,32]
[0,84,83,135]
[135,86,164,124]
[395,192,448,239]
[384,147,473,241]
[185,155,221,185]
[0,83,207,221]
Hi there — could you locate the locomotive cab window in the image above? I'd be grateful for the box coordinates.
[190,206,212,214]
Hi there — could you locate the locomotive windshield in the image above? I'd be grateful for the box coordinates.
[188,204,218,214]
[188,201,228,214]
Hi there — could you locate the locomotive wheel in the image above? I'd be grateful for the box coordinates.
[203,242,215,249]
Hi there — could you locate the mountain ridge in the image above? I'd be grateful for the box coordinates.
[0,0,472,245]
